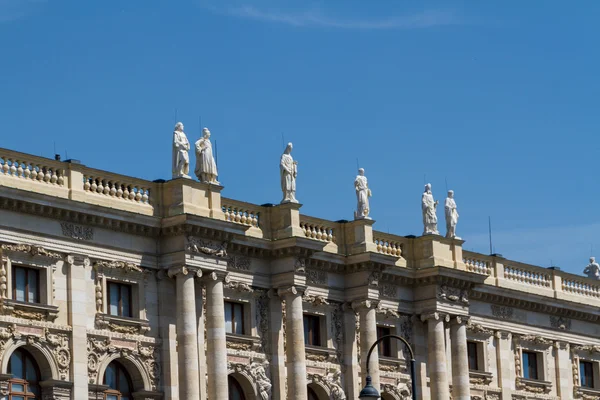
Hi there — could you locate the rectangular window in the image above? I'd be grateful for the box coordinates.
[12,266,39,303]
[377,326,392,357]
[581,361,595,388]
[467,341,479,371]
[303,315,321,346]
[224,301,245,335]
[107,282,132,317]
[522,351,538,380]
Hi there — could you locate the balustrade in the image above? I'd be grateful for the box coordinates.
[82,175,151,205]
[504,265,551,287]
[562,278,600,298]
[300,220,334,243]
[374,237,403,257]
[0,156,64,186]
[222,203,259,227]
[463,252,492,275]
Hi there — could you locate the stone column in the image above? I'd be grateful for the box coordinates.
[168,266,201,400]
[353,300,379,390]
[66,255,90,400]
[422,313,450,400]
[205,271,229,399]
[450,316,470,400]
[495,331,514,400]
[195,281,207,400]
[342,304,360,398]
[278,286,307,399]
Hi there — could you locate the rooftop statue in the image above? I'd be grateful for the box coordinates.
[584,257,600,280]
[354,168,372,220]
[422,183,439,235]
[445,190,460,239]
[280,142,298,204]
[172,122,191,179]
[194,128,219,184]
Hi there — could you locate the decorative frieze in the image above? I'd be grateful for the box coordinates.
[60,222,94,241]
[490,305,514,320]
[467,322,494,336]
[187,236,228,257]
[549,315,571,331]
[332,305,343,366]
[94,314,151,335]
[255,292,269,355]
[0,243,62,259]
[367,271,383,288]
[306,268,327,285]
[94,260,143,273]
[227,255,251,271]
[516,334,553,347]
[379,283,397,299]
[515,376,552,394]
[437,284,469,304]
[376,304,399,319]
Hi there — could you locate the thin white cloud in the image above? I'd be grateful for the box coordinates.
[211,4,461,30]
[0,0,45,23]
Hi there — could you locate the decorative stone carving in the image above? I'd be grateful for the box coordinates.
[308,369,346,399]
[376,303,399,319]
[572,344,600,354]
[466,322,493,336]
[422,183,439,235]
[94,314,151,335]
[490,305,514,320]
[367,271,383,288]
[379,283,397,299]
[256,292,270,355]
[227,255,251,271]
[306,269,327,285]
[302,290,329,306]
[93,260,143,273]
[445,190,460,239]
[294,257,306,274]
[228,360,272,400]
[437,284,469,304]
[280,142,298,204]
[194,127,219,184]
[224,280,254,293]
[515,377,552,394]
[0,257,6,299]
[186,236,228,257]
[0,243,62,259]
[516,334,553,346]
[12,309,45,321]
[381,380,411,400]
[87,337,159,390]
[172,122,191,179]
[60,222,94,241]
[332,305,343,365]
[549,315,571,330]
[584,257,600,280]
[354,168,372,220]
[94,274,103,313]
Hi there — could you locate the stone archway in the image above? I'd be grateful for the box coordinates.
[307,382,329,399]
[229,372,256,399]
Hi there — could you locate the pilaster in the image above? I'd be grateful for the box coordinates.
[495,330,514,400]
[554,341,572,398]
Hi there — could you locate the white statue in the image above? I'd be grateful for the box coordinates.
[194,128,219,184]
[422,183,439,235]
[584,257,600,280]
[445,190,460,239]
[354,168,372,220]
[280,142,298,204]
[172,122,190,179]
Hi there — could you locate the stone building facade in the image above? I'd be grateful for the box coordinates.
[0,147,599,400]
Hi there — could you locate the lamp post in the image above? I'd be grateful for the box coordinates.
[358,334,417,400]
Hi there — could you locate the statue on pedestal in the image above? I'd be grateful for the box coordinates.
[194,128,219,184]
[422,183,439,235]
[584,257,600,280]
[280,143,298,204]
[172,122,190,179]
[354,168,372,220]
[445,190,460,239]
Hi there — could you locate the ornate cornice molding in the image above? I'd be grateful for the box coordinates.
[93,260,143,274]
[0,243,63,260]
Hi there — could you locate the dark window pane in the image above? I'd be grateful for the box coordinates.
[225,302,233,333]
[523,351,538,380]
[27,269,38,303]
[109,283,119,316]
[25,355,38,381]
[10,350,24,379]
[118,367,131,393]
[15,267,26,302]
[467,342,479,370]
[581,361,595,388]
[377,327,392,357]
[121,285,131,317]
[233,303,243,334]
[104,363,117,389]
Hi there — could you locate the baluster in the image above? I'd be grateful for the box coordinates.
[50,169,58,184]
[116,182,123,198]
[103,180,110,195]
[43,167,51,182]
[122,185,130,199]
[142,188,149,204]
[8,159,16,176]
[90,177,97,192]
[240,210,248,225]
[23,162,31,179]
[128,186,135,200]
[35,164,44,181]
[109,182,116,197]
[57,170,64,186]
[84,176,91,191]
[16,160,23,178]
[135,186,142,202]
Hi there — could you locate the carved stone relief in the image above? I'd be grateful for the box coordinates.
[437,284,468,304]
[332,305,343,366]
[255,292,270,355]
[227,255,251,271]
[367,271,383,288]
[490,305,514,320]
[228,359,272,400]
[294,257,306,274]
[60,222,94,241]
[379,283,397,299]
[306,269,327,285]
[302,290,329,306]
[94,260,143,273]
[187,236,228,257]
[549,315,571,331]
[224,280,254,293]
[308,369,346,400]
[0,243,62,259]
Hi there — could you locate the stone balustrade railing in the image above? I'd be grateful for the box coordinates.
[221,198,261,228]
[300,217,335,243]
[562,278,600,298]
[0,154,66,187]
[504,264,552,288]
[373,233,404,257]
[463,251,492,275]
[83,174,152,205]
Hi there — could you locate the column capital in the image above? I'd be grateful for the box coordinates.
[277,285,305,298]
[167,265,203,279]
[351,299,379,312]
[449,315,470,326]
[554,340,570,350]
[420,312,449,323]
[65,254,90,267]
[494,330,512,340]
[203,270,228,282]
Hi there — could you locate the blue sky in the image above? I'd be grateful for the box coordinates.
[1,1,599,275]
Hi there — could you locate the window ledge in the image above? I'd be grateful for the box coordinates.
[1,299,58,322]
[516,377,552,394]
[379,356,407,373]
[305,345,337,362]
[95,313,150,335]
[226,333,261,352]
[469,370,493,385]
[575,386,600,398]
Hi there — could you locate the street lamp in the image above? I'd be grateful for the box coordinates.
[358,334,417,400]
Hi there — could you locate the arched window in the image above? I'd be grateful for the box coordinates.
[8,348,40,399]
[308,385,319,400]
[103,361,133,400]
[228,375,246,400]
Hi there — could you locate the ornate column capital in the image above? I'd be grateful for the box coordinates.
[167,266,203,279]
[554,340,570,350]
[203,270,228,282]
[351,299,379,312]
[494,330,512,340]
[65,254,90,267]
[277,285,305,298]
[420,312,449,323]
[450,315,470,326]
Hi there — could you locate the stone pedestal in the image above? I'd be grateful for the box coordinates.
[423,312,450,400]
[169,266,201,400]
[450,316,470,400]
[353,300,379,390]
[205,271,229,399]
[278,286,307,399]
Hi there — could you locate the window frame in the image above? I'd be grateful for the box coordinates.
[12,265,40,304]
[377,326,392,358]
[107,281,133,318]
[224,301,246,335]
[467,341,480,371]
[522,350,539,380]
[303,314,322,347]
[103,361,134,400]
[581,360,595,389]
[8,348,41,400]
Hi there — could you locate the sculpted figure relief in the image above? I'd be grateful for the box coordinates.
[172,122,191,179]
[194,127,219,184]
[584,257,600,280]
[354,168,372,219]
[280,142,298,204]
[422,183,439,235]
[445,190,460,239]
